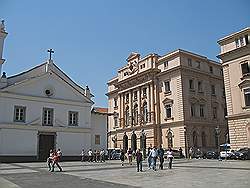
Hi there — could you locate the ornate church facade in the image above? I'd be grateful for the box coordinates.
[107,50,228,156]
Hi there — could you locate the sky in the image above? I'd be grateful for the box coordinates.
[0,0,250,107]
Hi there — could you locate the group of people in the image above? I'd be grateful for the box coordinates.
[83,149,106,162]
[147,145,173,171]
[47,148,63,172]
[119,145,174,172]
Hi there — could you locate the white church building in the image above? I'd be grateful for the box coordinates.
[0,21,107,162]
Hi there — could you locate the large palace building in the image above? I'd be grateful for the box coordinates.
[107,49,228,156]
[217,27,250,150]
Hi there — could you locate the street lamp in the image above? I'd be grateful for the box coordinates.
[184,127,188,158]
[215,126,221,157]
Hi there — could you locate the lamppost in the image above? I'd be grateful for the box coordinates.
[215,126,221,158]
[140,129,146,159]
[184,127,188,159]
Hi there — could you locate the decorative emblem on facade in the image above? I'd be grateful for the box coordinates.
[127,61,139,75]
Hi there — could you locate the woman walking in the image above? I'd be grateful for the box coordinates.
[167,148,173,169]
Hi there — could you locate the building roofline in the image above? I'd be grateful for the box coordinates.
[217,27,250,45]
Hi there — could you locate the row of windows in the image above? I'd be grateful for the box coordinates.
[14,106,79,126]
[164,103,227,120]
[235,35,249,48]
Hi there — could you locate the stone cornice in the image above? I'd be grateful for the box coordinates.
[0,123,91,133]
[227,112,250,120]
[0,91,92,107]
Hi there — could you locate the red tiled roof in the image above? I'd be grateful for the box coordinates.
[92,107,108,114]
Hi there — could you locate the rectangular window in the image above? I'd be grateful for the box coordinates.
[188,58,192,67]
[235,39,240,48]
[164,61,168,69]
[68,111,78,126]
[114,98,118,107]
[95,135,100,145]
[140,64,145,69]
[244,88,250,107]
[196,61,201,69]
[200,105,204,117]
[143,88,147,97]
[114,116,118,127]
[14,106,26,122]
[165,104,172,118]
[245,35,249,45]
[220,68,223,76]
[189,79,194,90]
[222,87,225,97]
[213,107,217,119]
[211,85,216,95]
[126,93,129,102]
[198,81,203,92]
[134,91,138,100]
[224,107,227,118]
[209,66,213,74]
[241,62,250,75]
[43,108,53,126]
[164,81,170,93]
[240,37,244,46]
[191,104,196,117]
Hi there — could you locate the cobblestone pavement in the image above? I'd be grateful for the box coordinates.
[0,159,250,188]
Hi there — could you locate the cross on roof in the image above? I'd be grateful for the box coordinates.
[47,49,54,60]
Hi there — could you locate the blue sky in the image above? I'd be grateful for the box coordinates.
[0,0,249,107]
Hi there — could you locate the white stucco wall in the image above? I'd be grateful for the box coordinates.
[91,113,107,150]
[0,129,37,155]
[56,132,91,156]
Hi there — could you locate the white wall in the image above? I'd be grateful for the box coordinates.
[56,132,91,156]
[91,113,107,150]
[0,129,37,155]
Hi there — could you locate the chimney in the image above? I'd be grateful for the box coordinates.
[85,85,91,98]
[0,72,7,88]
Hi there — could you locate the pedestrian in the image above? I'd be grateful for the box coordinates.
[100,149,105,162]
[158,145,164,170]
[179,147,183,158]
[51,149,63,172]
[167,148,173,169]
[147,144,152,169]
[149,146,158,171]
[120,149,125,166]
[88,149,93,162]
[47,149,53,171]
[127,148,133,165]
[136,149,143,172]
[57,148,62,162]
[189,147,193,159]
[80,149,85,162]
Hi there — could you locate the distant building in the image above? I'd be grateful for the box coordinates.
[107,49,228,156]
[217,27,250,150]
[0,21,106,162]
[91,107,108,151]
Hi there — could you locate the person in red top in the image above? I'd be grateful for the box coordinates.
[51,149,63,172]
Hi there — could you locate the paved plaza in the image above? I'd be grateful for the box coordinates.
[0,159,250,188]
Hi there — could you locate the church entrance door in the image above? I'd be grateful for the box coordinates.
[38,133,55,161]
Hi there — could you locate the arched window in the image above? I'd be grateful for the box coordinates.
[125,106,129,126]
[123,133,128,152]
[167,131,173,148]
[142,102,148,123]
[133,104,138,125]
[193,131,198,147]
[131,132,137,152]
[201,132,206,147]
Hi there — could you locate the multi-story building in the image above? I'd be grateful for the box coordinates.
[107,49,228,156]
[217,27,250,150]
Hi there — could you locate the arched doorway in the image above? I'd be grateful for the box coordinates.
[201,132,206,147]
[123,132,128,152]
[193,131,198,148]
[131,131,137,152]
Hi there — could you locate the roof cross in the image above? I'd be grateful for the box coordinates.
[47,49,54,61]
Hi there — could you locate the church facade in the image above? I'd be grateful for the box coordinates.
[0,21,107,162]
[107,50,228,156]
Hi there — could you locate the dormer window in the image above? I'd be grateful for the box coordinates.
[235,39,240,48]
[188,58,192,67]
[164,61,168,69]
[196,61,201,69]
[209,66,213,74]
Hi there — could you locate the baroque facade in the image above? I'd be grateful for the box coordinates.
[217,27,250,150]
[107,49,228,156]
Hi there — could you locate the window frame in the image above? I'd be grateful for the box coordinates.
[14,106,26,123]
[42,107,54,126]
[95,135,101,145]
[68,111,79,126]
